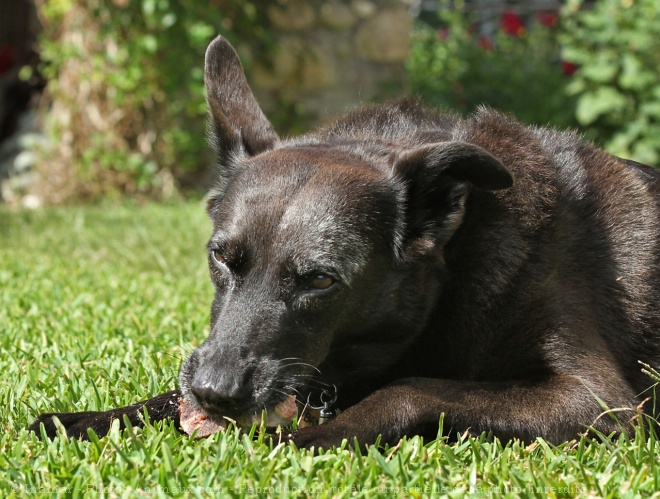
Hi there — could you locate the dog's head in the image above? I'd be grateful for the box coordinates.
[179,37,513,420]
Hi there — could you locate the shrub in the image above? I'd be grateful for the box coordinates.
[35,0,271,201]
[561,0,660,165]
[408,1,577,129]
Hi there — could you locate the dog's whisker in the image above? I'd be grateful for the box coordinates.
[160,351,185,363]
[177,342,196,357]
[272,373,333,391]
[273,388,295,400]
[278,361,322,374]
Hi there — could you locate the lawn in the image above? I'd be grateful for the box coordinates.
[1,201,659,498]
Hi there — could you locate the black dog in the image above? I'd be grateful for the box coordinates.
[29,36,660,449]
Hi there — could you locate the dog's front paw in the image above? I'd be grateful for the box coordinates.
[27,390,182,440]
[287,422,381,452]
[288,425,348,451]
[28,411,111,440]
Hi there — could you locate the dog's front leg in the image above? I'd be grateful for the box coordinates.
[28,390,182,440]
[289,375,638,450]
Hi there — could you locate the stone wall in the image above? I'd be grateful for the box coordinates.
[241,0,413,132]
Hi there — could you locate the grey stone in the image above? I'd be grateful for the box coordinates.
[268,0,317,32]
[355,8,411,63]
[320,2,357,30]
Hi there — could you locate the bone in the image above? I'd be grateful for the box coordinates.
[178,395,299,438]
[178,398,227,437]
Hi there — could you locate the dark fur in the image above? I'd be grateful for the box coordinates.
[29,36,660,449]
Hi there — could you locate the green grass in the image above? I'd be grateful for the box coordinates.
[2,201,660,498]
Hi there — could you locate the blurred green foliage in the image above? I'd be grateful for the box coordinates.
[409,0,660,166]
[561,0,660,165]
[408,0,577,129]
[36,0,660,201]
[36,0,272,200]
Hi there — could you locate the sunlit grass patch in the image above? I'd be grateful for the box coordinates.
[2,201,659,498]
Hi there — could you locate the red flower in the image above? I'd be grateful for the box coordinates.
[478,36,494,50]
[438,28,449,41]
[537,11,558,28]
[501,11,525,37]
[561,61,578,76]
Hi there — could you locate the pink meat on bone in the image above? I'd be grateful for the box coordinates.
[178,394,298,438]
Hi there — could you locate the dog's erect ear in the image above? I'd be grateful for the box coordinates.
[205,36,279,208]
[392,141,513,260]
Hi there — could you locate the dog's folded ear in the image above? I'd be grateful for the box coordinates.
[204,36,279,204]
[392,141,514,260]
[393,141,513,192]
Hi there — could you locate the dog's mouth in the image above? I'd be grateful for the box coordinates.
[179,393,300,438]
[179,385,338,438]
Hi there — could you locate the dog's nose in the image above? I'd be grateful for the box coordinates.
[191,383,250,414]
[190,369,253,415]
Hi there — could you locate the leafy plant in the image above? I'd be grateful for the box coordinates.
[561,0,660,165]
[35,0,273,201]
[408,1,577,128]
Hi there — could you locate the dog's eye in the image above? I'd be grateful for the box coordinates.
[211,249,226,265]
[310,274,335,290]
